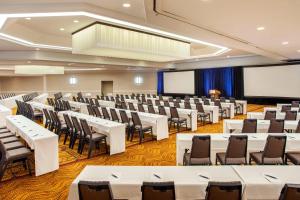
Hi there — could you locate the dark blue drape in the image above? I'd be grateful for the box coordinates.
[157,71,164,95]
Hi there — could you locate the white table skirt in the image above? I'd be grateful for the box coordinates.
[247,111,300,120]
[137,104,197,131]
[176,133,300,165]
[58,111,126,155]
[223,119,299,133]
[68,101,88,114]
[0,104,12,127]
[68,165,241,200]
[103,107,169,140]
[97,100,115,108]
[32,93,48,104]
[6,115,59,176]
[233,166,300,200]
[0,94,24,109]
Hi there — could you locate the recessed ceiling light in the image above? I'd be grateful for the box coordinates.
[59,28,65,31]
[67,63,73,66]
[123,3,131,8]
[35,48,40,51]
[256,26,265,31]
[25,17,31,20]
[73,20,79,23]
[282,41,289,45]
[226,55,231,58]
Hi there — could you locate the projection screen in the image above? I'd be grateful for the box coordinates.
[164,71,195,94]
[244,65,300,98]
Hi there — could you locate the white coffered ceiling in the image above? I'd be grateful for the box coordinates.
[0,0,298,74]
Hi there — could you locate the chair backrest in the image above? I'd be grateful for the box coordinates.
[168,97,173,102]
[89,98,95,106]
[148,105,156,114]
[241,119,257,133]
[284,111,297,120]
[147,99,153,105]
[92,106,102,118]
[119,110,130,124]
[190,136,211,160]
[63,114,73,130]
[141,96,146,103]
[138,103,145,112]
[205,181,242,200]
[43,109,51,122]
[80,119,93,138]
[281,105,291,112]
[155,100,161,106]
[101,107,110,120]
[48,110,57,124]
[174,101,180,108]
[94,99,100,107]
[214,100,222,109]
[71,116,82,135]
[195,103,205,113]
[204,99,210,106]
[87,105,94,116]
[291,101,300,108]
[264,111,276,120]
[121,101,128,110]
[225,135,248,161]
[296,120,300,133]
[105,96,109,101]
[184,101,191,109]
[170,107,179,119]
[268,119,284,133]
[263,135,286,160]
[164,101,170,107]
[78,181,113,200]
[141,182,175,200]
[128,102,136,111]
[279,184,300,200]
[158,106,167,116]
[131,112,142,127]
[194,98,200,104]
[110,108,119,122]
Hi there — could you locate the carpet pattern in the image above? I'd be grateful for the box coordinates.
[0,104,266,200]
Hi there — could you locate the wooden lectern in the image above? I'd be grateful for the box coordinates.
[209,89,221,99]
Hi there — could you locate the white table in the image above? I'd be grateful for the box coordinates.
[277,103,300,110]
[29,102,54,124]
[68,165,241,200]
[0,94,24,109]
[0,104,12,127]
[176,133,300,165]
[68,101,88,114]
[233,166,300,200]
[137,104,197,131]
[247,111,300,120]
[223,119,299,133]
[58,111,126,155]
[32,93,48,104]
[63,93,72,101]
[6,115,59,176]
[264,107,299,113]
[97,99,116,108]
[103,107,169,140]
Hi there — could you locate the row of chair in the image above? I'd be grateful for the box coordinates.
[0,93,15,100]
[183,135,299,166]
[22,92,38,102]
[264,110,300,120]
[0,128,32,181]
[241,118,300,133]
[47,98,74,112]
[15,100,43,121]
[77,180,298,200]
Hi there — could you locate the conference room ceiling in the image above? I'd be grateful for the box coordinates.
[0,0,298,73]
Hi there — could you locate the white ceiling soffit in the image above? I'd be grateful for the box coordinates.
[152,0,300,61]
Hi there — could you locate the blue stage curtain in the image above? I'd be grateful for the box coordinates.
[196,67,234,98]
[157,71,164,95]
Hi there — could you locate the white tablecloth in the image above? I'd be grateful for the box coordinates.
[58,111,126,155]
[103,107,169,140]
[6,115,59,176]
[223,119,299,133]
[233,166,300,200]
[247,111,300,120]
[176,133,300,165]
[68,101,88,114]
[32,93,48,104]
[0,104,12,127]
[68,165,241,200]
[0,94,24,109]
[97,100,116,108]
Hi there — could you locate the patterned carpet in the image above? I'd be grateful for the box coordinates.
[0,104,266,200]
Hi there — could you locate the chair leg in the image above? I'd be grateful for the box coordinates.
[63,132,68,145]
[26,159,32,176]
[104,138,109,154]
[87,141,94,158]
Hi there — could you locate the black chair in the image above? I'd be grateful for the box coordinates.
[173,101,180,108]
[291,101,300,108]
[249,135,286,165]
[147,105,156,114]
[137,103,145,112]
[63,114,74,146]
[195,103,210,125]
[42,109,52,129]
[184,101,191,109]
[80,119,108,158]
[131,112,153,144]
[216,135,248,165]
[78,181,113,200]
[119,110,133,141]
[214,100,227,119]
[264,110,276,120]
[183,135,211,165]
[284,111,297,120]
[128,102,136,111]
[169,107,187,132]
[164,101,170,107]
[110,108,119,122]
[146,99,152,105]
[87,105,95,116]
[93,106,102,118]
[155,100,161,106]
[70,116,83,152]
[101,107,111,120]
[281,105,291,112]
[268,119,284,133]
[241,119,257,133]
[279,184,300,200]
[121,101,128,110]
[205,181,242,200]
[141,182,175,200]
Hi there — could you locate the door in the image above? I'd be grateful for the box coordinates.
[101,81,113,96]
